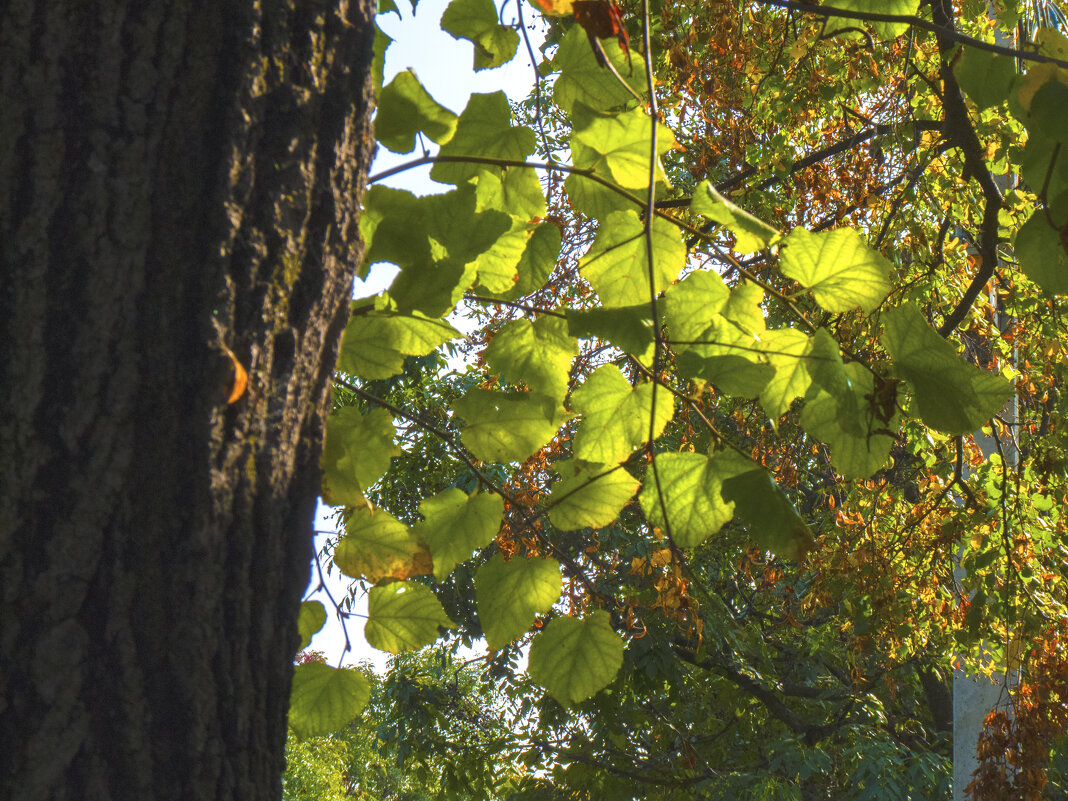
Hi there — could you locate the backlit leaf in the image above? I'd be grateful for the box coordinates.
[802,362,896,479]
[566,304,655,359]
[823,0,920,39]
[549,462,639,531]
[453,389,567,463]
[639,451,735,548]
[781,227,891,313]
[288,663,370,740]
[474,166,547,220]
[1016,210,1068,295]
[691,181,781,254]
[297,601,327,651]
[500,222,563,299]
[718,453,814,560]
[571,103,675,189]
[529,611,624,705]
[580,210,686,306]
[365,581,456,653]
[484,315,578,401]
[553,25,644,112]
[441,0,519,71]
[337,305,460,380]
[571,365,673,464]
[954,48,1017,111]
[335,507,421,583]
[759,328,814,421]
[413,489,504,581]
[431,93,536,184]
[375,69,457,154]
[668,276,771,397]
[475,555,562,650]
[321,407,400,506]
[664,269,731,342]
[882,305,1014,435]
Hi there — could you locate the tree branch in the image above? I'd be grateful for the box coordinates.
[657,120,942,208]
[925,0,1003,337]
[757,0,1068,68]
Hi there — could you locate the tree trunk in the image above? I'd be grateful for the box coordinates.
[0,2,376,799]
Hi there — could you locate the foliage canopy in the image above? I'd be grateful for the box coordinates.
[291,0,1068,796]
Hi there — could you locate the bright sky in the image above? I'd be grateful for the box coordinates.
[306,0,546,670]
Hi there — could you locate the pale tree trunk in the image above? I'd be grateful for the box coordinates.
[0,2,376,800]
[952,7,1018,794]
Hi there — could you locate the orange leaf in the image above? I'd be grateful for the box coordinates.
[224,346,248,404]
[530,0,573,15]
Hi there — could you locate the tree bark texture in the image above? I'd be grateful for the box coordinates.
[0,2,376,799]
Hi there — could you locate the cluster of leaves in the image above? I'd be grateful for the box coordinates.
[284,650,533,800]
[287,0,1068,795]
[969,620,1068,800]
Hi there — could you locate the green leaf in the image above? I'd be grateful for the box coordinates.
[724,281,767,333]
[668,277,771,397]
[664,269,731,342]
[298,601,327,651]
[882,305,1014,435]
[423,184,514,263]
[1029,78,1068,142]
[801,362,896,479]
[484,315,578,401]
[321,407,401,506]
[388,258,478,318]
[430,93,536,184]
[548,462,639,531]
[553,25,644,112]
[335,506,421,583]
[571,103,675,190]
[441,0,519,71]
[564,172,634,219]
[360,184,511,313]
[365,581,456,653]
[361,185,432,270]
[823,0,920,39]
[474,166,546,220]
[1016,210,1068,295]
[413,489,504,581]
[337,307,459,380]
[580,210,686,306]
[690,182,781,254]
[804,328,855,417]
[571,365,674,464]
[288,662,370,739]
[500,222,562,299]
[781,227,891,313]
[681,352,774,398]
[954,48,1017,111]
[639,451,735,548]
[566,305,655,359]
[475,555,562,650]
[472,223,534,295]
[372,25,392,94]
[375,69,458,154]
[453,389,567,463]
[1020,126,1068,206]
[528,611,624,705]
[718,454,814,560]
[759,328,814,421]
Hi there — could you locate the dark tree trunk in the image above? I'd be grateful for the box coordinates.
[0,2,376,799]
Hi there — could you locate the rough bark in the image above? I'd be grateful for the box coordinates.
[0,2,376,799]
